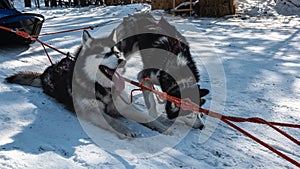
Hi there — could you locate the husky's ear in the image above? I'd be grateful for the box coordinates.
[108,29,117,43]
[82,30,93,48]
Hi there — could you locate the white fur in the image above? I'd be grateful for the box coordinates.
[82,31,93,48]
[111,30,117,43]
[80,98,105,110]
[101,53,121,69]
[175,113,204,129]
[83,54,113,88]
[113,46,126,61]
[177,52,188,66]
[157,36,168,45]
[113,46,120,53]
[149,71,160,84]
[176,77,195,87]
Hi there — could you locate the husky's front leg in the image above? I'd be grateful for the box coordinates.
[90,112,136,139]
[74,98,136,139]
[115,93,173,135]
[137,69,161,118]
[120,106,173,135]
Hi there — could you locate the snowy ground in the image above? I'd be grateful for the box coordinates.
[0,1,299,168]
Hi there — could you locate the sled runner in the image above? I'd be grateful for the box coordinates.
[0,0,44,45]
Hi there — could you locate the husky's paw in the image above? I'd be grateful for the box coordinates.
[124,131,136,138]
[154,127,173,136]
[146,121,173,136]
[192,123,205,130]
[175,114,205,130]
[117,130,136,139]
[110,124,136,139]
[162,129,173,136]
[192,114,205,130]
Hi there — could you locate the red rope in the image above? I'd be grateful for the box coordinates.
[36,39,68,56]
[0,26,69,65]
[34,26,97,37]
[222,118,300,167]
[38,40,53,65]
[124,77,300,168]
[0,24,101,65]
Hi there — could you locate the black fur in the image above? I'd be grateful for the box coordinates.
[114,14,209,119]
[40,56,75,111]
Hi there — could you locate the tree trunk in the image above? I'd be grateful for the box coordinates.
[45,0,49,7]
[24,0,32,7]
[50,0,57,7]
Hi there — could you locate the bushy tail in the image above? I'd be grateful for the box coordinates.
[5,72,42,87]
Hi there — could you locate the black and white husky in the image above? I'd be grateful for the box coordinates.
[5,13,209,139]
[112,13,209,123]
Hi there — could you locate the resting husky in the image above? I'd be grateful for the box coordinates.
[6,13,209,139]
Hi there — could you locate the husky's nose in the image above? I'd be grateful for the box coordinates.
[118,59,126,68]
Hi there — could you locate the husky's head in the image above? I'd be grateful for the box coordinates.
[79,30,126,91]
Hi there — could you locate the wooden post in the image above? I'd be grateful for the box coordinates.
[173,0,175,9]
[50,0,57,7]
[33,0,40,7]
[45,0,50,7]
[189,0,192,16]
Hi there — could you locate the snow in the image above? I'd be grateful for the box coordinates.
[1,1,300,168]
[236,0,300,17]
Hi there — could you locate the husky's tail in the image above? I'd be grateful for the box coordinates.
[5,72,42,87]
